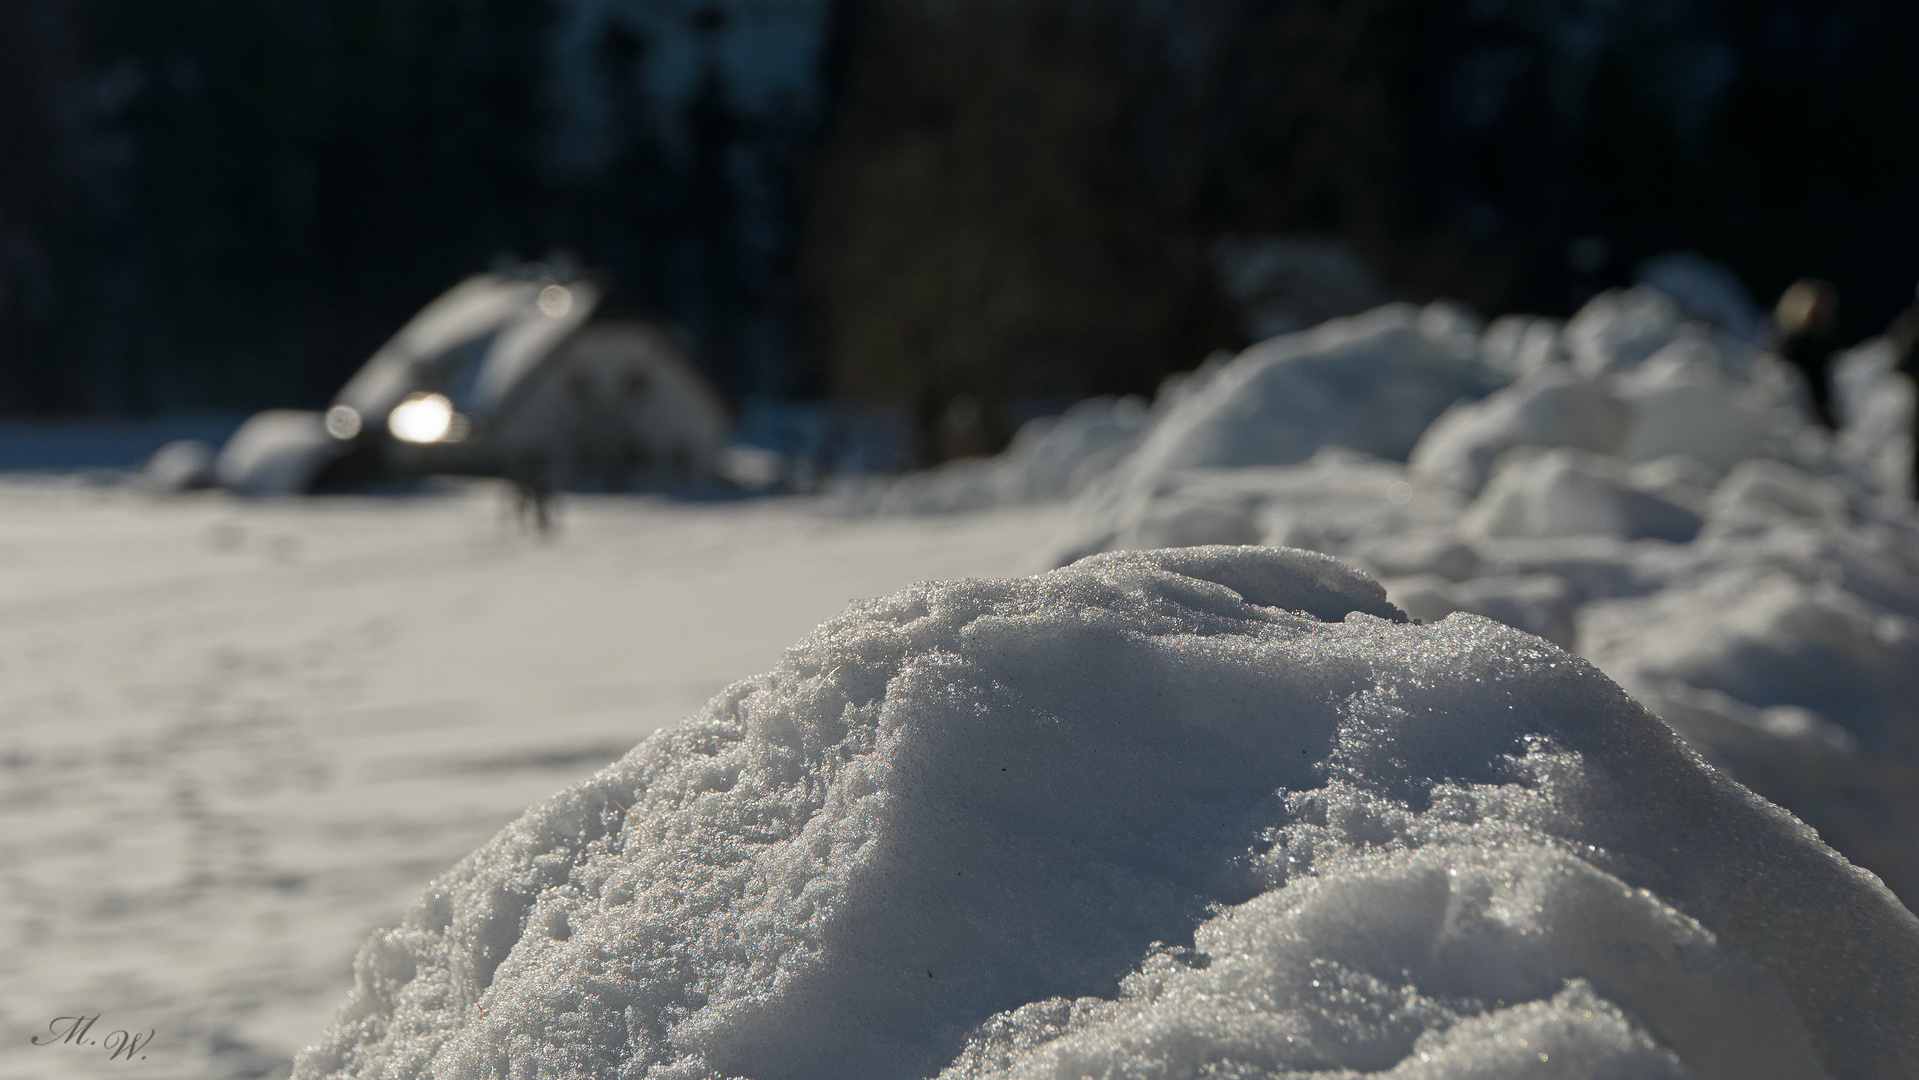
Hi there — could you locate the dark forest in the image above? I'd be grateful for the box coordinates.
[4,0,1917,450]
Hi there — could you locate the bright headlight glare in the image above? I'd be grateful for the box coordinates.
[388,393,456,444]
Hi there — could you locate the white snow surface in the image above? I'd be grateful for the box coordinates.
[835,396,1153,515]
[1563,287,1690,379]
[1123,303,1499,476]
[1032,287,1919,911]
[0,484,1066,1080]
[20,270,1919,1079]
[295,545,1919,1080]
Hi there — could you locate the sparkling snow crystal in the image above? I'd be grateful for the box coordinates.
[296,545,1919,1080]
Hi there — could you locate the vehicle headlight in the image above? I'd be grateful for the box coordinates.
[388,393,465,444]
[324,404,363,440]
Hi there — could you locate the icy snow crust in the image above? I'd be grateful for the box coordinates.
[296,546,1919,1080]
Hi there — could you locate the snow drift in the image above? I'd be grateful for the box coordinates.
[838,300,1498,518]
[1122,302,1498,476]
[837,396,1153,515]
[296,546,1919,1080]
[1032,277,1919,909]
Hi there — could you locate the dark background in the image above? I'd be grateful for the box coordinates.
[4,0,1917,458]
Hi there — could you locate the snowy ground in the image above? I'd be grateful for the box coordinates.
[0,480,1067,1080]
[13,281,1919,1080]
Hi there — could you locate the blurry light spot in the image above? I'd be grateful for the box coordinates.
[324,404,362,440]
[538,284,575,318]
[389,393,455,443]
[1387,481,1413,504]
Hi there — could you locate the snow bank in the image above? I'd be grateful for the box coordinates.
[1411,368,1632,496]
[1461,448,1703,543]
[844,300,1499,518]
[837,396,1151,515]
[1563,286,1687,378]
[1834,339,1919,496]
[1411,322,1780,499]
[1633,250,1768,343]
[1479,314,1569,378]
[296,546,1918,1080]
[1052,450,1464,566]
[851,254,1796,525]
[1039,280,1919,911]
[1612,338,1776,471]
[1053,462,1919,900]
[1125,303,1499,475]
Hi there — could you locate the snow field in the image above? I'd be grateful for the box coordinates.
[27,271,1919,1078]
[0,483,1065,1080]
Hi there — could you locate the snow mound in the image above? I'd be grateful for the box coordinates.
[296,546,1919,1080]
[1462,448,1703,543]
[1000,281,1919,913]
[1633,250,1768,343]
[839,396,1151,515]
[1563,287,1686,378]
[847,299,1505,520]
[1834,339,1919,495]
[1480,314,1570,378]
[1411,328,1783,499]
[1049,450,1466,568]
[1381,571,1577,648]
[1613,336,1778,471]
[1125,303,1502,476]
[1411,368,1632,496]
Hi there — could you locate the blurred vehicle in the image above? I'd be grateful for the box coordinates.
[212,265,729,494]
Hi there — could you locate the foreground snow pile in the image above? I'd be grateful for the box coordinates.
[297,547,1919,1080]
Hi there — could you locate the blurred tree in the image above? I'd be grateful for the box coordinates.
[802,0,1919,460]
[5,0,1919,429]
[800,0,1234,460]
[0,0,80,413]
[0,0,821,416]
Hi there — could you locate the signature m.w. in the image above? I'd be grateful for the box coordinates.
[32,1014,155,1061]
